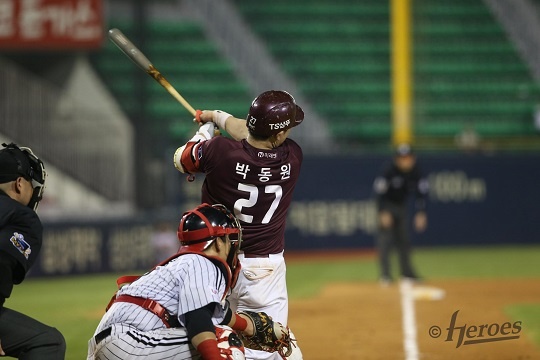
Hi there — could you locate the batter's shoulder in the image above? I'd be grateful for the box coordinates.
[206,136,242,150]
[282,139,303,162]
[285,138,302,152]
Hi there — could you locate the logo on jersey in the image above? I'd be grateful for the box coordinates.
[209,285,219,296]
[258,151,277,159]
[197,145,203,160]
[10,232,31,259]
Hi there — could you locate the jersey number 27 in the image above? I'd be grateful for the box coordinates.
[234,183,282,224]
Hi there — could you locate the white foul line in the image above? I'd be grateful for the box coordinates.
[400,279,419,360]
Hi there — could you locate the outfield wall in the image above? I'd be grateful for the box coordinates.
[287,152,540,250]
[30,153,540,277]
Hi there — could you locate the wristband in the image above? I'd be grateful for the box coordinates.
[231,313,249,332]
[213,110,232,129]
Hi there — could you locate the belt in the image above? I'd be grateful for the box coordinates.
[243,253,270,258]
[94,327,112,345]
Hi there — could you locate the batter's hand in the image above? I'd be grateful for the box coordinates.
[0,339,5,355]
[195,110,214,124]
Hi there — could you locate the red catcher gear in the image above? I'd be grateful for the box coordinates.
[106,204,243,312]
[215,325,246,360]
[246,90,304,137]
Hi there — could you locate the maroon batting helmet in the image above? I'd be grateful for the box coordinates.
[246,90,304,137]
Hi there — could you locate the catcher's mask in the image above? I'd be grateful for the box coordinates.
[177,203,242,279]
[246,90,304,138]
[0,143,47,210]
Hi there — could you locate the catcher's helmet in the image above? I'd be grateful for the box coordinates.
[246,90,304,137]
[0,143,47,210]
[177,203,242,275]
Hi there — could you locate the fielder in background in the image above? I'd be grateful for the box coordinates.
[174,90,304,360]
[89,203,290,360]
[373,143,429,285]
[0,143,66,359]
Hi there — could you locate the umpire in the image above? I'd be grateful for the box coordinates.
[373,143,429,285]
[0,143,66,359]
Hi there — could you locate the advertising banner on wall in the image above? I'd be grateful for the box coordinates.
[285,153,540,250]
[29,153,540,277]
[0,0,103,49]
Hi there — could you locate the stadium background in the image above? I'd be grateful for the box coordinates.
[1,0,540,359]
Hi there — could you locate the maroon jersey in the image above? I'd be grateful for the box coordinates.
[196,137,302,254]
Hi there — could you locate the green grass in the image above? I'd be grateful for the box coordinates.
[5,245,540,359]
[413,245,540,279]
[506,304,540,348]
[286,256,378,298]
[287,245,540,298]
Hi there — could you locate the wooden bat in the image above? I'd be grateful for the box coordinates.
[108,28,199,118]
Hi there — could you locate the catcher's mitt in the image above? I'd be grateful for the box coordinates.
[237,311,294,358]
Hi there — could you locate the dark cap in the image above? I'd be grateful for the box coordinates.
[0,143,47,210]
[395,143,414,156]
[0,145,26,183]
[0,143,45,184]
[246,90,304,137]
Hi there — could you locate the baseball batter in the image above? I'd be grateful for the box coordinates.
[174,90,304,360]
[88,204,257,360]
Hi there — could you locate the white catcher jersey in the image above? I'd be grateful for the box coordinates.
[94,254,229,334]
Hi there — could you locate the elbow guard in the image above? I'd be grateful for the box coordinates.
[174,141,202,174]
[173,122,215,174]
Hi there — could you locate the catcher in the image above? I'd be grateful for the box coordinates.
[88,203,293,360]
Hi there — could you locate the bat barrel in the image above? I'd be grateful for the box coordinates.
[108,28,198,117]
[108,28,153,71]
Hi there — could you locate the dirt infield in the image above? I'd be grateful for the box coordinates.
[289,278,540,360]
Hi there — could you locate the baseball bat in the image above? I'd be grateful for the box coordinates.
[108,28,198,117]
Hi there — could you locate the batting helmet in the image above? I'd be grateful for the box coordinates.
[246,90,304,137]
[177,203,242,276]
[0,142,47,210]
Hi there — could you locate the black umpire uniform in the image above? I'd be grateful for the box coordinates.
[0,143,66,359]
[373,144,429,283]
